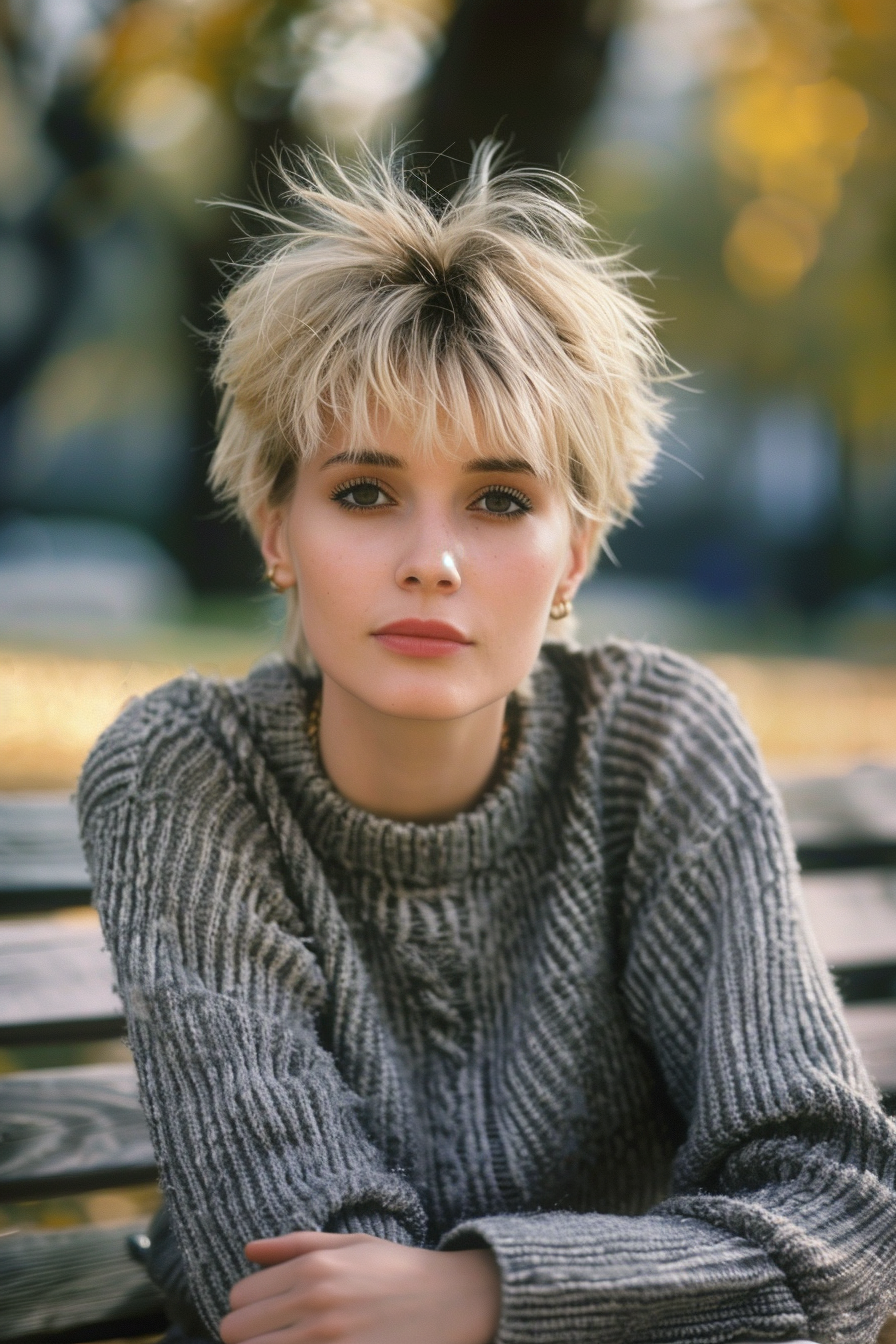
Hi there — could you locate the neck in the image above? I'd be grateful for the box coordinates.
[316,677,507,822]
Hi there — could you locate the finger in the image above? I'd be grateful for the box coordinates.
[245,1230,367,1264]
[231,1239,371,1308]
[222,1328,309,1344]
[221,1292,306,1343]
[230,1258,318,1309]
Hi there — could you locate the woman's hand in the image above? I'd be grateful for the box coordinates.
[219,1230,501,1344]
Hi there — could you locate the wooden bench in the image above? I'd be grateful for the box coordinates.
[0,1063,154,1203]
[780,764,896,872]
[0,917,123,1047]
[0,796,163,1343]
[4,780,896,1342]
[1,1220,165,1343]
[0,794,91,916]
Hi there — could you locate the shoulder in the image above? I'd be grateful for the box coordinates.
[547,638,758,760]
[76,673,221,834]
[77,657,300,831]
[544,639,777,859]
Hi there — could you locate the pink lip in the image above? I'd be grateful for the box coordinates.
[372,619,472,658]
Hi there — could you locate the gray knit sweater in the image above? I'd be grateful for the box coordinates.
[78,641,896,1344]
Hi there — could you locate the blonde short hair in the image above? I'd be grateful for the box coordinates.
[209,145,669,662]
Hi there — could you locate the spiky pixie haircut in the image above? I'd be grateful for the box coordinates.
[209,144,669,662]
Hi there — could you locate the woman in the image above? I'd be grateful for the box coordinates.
[79,148,896,1344]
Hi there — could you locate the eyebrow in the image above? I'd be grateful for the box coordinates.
[321,450,404,469]
[321,449,535,475]
[462,456,535,475]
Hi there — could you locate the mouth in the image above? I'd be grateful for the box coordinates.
[372,619,473,658]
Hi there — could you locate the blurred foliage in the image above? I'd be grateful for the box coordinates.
[88,0,448,226]
[714,0,896,441]
[575,0,896,594]
[579,0,896,433]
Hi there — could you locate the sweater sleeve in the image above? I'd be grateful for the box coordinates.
[78,685,426,1336]
[442,660,896,1344]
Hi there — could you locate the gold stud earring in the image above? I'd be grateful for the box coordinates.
[550,597,572,621]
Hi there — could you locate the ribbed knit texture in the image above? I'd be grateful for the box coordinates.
[78,641,896,1344]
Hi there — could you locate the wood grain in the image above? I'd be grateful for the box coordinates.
[0,1063,155,1201]
[0,916,124,1045]
[0,1219,165,1340]
[0,794,90,915]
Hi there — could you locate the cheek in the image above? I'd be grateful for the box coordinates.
[473,520,567,606]
[465,520,569,681]
[288,505,389,634]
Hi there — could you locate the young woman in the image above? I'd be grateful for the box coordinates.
[79,149,896,1344]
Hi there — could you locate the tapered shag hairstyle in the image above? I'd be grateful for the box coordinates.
[209,144,669,663]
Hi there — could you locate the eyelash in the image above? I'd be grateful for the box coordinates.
[469,485,533,518]
[329,477,533,517]
[330,477,395,511]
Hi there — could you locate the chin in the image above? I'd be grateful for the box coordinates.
[358,666,493,722]
[378,683,483,722]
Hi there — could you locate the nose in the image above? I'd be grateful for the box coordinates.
[396,539,462,594]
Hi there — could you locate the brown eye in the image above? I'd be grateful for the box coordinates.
[331,478,392,510]
[470,487,531,517]
[347,483,381,507]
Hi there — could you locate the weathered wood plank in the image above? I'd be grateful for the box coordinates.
[844,1003,896,1098]
[781,765,896,871]
[0,1219,165,1341]
[0,916,124,1046]
[801,868,896,968]
[0,795,90,915]
[0,1064,155,1201]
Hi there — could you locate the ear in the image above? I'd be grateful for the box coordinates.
[257,501,296,588]
[555,518,598,604]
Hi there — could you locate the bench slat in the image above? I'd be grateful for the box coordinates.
[780,766,896,846]
[0,1219,165,1342]
[0,892,895,1048]
[845,1003,896,1096]
[0,918,124,1046]
[0,1064,154,1201]
[0,795,90,915]
[801,868,896,969]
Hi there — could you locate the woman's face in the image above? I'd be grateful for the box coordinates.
[260,416,594,721]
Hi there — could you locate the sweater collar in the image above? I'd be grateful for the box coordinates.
[241,649,575,888]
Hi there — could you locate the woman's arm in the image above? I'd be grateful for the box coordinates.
[438,792,896,1344]
[79,683,427,1336]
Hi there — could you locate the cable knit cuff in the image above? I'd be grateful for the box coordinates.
[440,1210,807,1344]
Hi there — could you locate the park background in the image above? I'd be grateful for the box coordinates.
[2,0,896,1280]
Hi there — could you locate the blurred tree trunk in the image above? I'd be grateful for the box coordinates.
[414,0,623,191]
